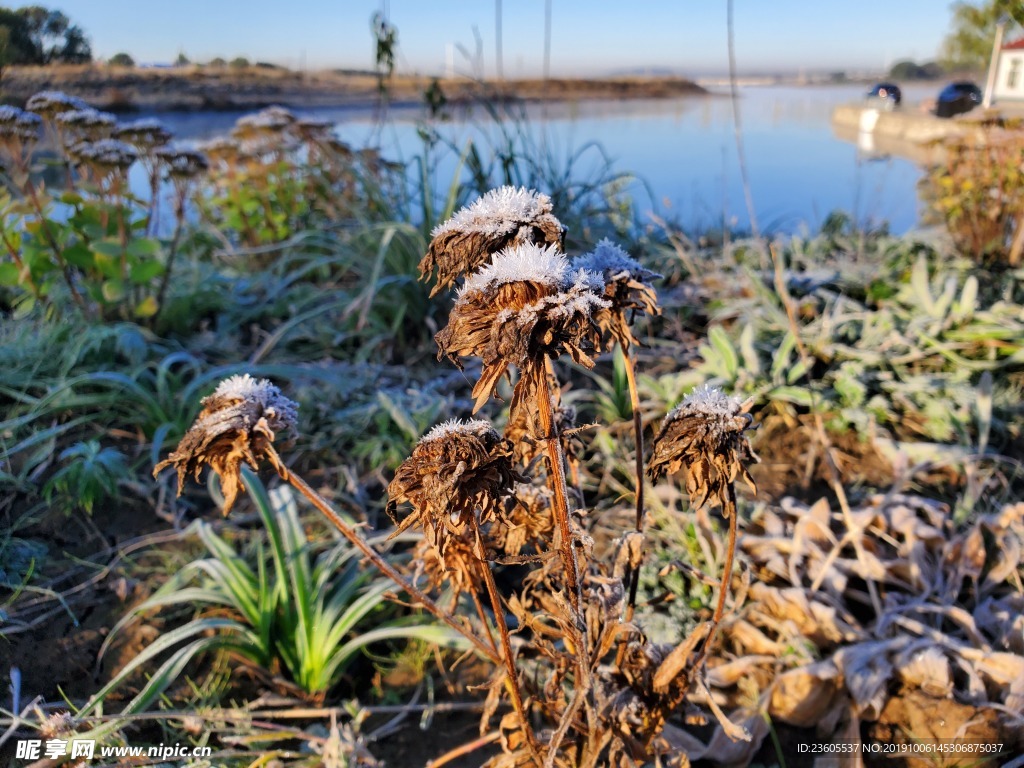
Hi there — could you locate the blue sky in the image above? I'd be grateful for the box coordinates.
[52,1,954,76]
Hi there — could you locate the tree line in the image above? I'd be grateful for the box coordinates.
[0,4,90,66]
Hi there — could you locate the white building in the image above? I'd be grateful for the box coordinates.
[993,37,1024,102]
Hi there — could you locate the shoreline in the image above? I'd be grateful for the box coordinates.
[0,64,708,113]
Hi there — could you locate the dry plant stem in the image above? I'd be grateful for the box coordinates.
[473,524,543,762]
[281,468,501,666]
[469,587,500,655]
[425,732,501,768]
[155,198,186,318]
[769,245,883,618]
[22,176,89,314]
[536,368,582,613]
[1009,211,1024,267]
[621,346,645,626]
[693,484,739,670]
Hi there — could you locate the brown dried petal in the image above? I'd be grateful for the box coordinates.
[153,375,298,515]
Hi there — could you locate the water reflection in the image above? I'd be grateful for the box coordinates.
[132,84,931,235]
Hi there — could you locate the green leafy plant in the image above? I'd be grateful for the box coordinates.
[42,439,127,515]
[92,470,457,703]
[923,126,1024,267]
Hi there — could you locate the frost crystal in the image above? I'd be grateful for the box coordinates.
[0,107,41,141]
[670,384,745,422]
[56,109,117,129]
[210,374,299,429]
[574,238,660,284]
[432,186,554,239]
[235,106,295,132]
[156,146,209,177]
[25,90,89,116]
[419,418,493,445]
[460,243,569,295]
[71,139,138,168]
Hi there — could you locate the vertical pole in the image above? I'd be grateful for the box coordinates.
[983,18,1006,109]
[543,0,552,81]
[495,0,503,80]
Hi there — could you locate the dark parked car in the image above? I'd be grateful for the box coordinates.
[866,82,902,108]
[935,81,982,118]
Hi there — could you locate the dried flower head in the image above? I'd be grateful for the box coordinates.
[233,106,296,146]
[25,90,89,119]
[386,419,524,562]
[0,106,42,155]
[114,118,172,150]
[648,384,758,509]
[198,136,242,165]
[436,243,609,414]
[69,139,137,171]
[154,374,299,515]
[156,146,210,178]
[295,117,334,141]
[421,186,567,296]
[574,239,662,350]
[55,109,118,142]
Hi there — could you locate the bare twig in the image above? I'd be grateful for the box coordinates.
[281,467,501,665]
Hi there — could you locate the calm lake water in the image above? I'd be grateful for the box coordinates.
[144,83,938,235]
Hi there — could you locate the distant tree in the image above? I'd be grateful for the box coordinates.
[57,24,89,63]
[208,56,226,67]
[0,7,43,64]
[941,0,1024,72]
[108,51,134,67]
[0,26,11,84]
[229,56,249,68]
[0,5,91,65]
[890,60,925,79]
[16,6,89,63]
[174,51,189,66]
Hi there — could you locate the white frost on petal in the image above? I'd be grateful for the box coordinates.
[460,243,568,295]
[235,106,295,131]
[574,238,661,284]
[72,139,138,167]
[670,384,745,421]
[432,186,553,238]
[25,90,89,114]
[419,418,494,444]
[209,374,299,429]
[55,109,117,128]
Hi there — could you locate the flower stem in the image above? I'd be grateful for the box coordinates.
[621,345,645,624]
[693,482,739,670]
[281,467,501,666]
[535,367,581,613]
[473,523,542,762]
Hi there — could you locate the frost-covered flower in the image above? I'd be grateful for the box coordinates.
[70,139,138,171]
[420,186,566,296]
[25,90,89,119]
[233,106,296,142]
[294,117,334,141]
[114,119,172,150]
[154,374,299,515]
[574,239,661,350]
[435,243,609,414]
[0,106,42,150]
[155,146,209,178]
[647,384,757,509]
[386,419,524,563]
[55,109,118,142]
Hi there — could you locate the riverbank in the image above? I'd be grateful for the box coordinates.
[831,100,1024,162]
[0,64,707,112]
